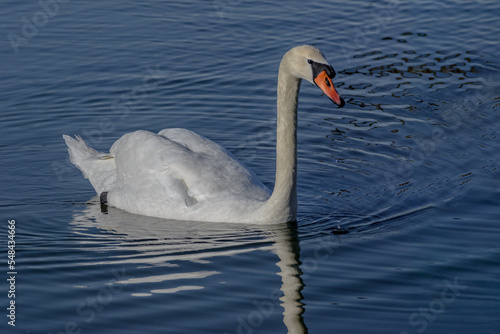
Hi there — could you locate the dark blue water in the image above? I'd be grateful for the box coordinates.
[1,1,500,333]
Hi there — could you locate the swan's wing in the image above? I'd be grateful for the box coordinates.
[158,128,271,201]
[107,130,270,215]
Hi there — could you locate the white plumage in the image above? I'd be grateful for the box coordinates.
[64,129,270,222]
[64,45,344,224]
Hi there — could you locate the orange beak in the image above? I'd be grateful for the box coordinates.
[314,71,345,107]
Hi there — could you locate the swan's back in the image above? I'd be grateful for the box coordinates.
[66,129,271,221]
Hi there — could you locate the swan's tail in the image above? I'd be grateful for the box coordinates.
[63,135,116,194]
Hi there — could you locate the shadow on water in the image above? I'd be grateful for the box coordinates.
[66,190,444,334]
[70,197,309,333]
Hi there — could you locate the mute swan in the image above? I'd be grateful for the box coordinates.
[63,45,344,224]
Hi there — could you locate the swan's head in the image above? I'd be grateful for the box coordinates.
[284,45,345,107]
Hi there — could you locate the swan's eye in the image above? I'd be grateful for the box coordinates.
[307,59,313,64]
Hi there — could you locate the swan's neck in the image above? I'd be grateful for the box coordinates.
[264,61,301,222]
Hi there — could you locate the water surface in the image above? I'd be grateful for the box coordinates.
[1,1,499,333]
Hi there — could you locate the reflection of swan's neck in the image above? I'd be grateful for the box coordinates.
[273,223,307,333]
[264,57,301,222]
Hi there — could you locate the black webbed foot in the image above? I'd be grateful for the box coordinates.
[100,192,108,214]
[100,192,108,205]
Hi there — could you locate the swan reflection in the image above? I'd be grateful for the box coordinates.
[70,198,308,333]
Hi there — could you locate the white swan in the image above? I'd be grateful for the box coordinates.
[63,45,344,224]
